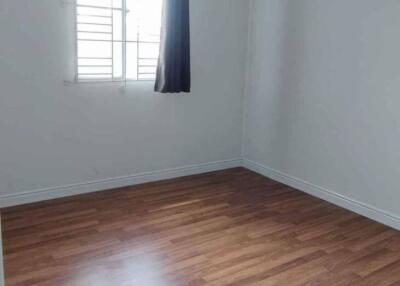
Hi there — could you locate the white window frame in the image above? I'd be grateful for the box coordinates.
[74,0,161,83]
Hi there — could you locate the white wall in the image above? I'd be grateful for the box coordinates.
[0,0,248,203]
[243,0,400,221]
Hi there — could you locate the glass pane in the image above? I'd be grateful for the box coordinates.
[78,0,112,8]
[138,42,159,59]
[139,33,160,43]
[113,0,122,8]
[78,58,112,66]
[137,0,162,41]
[77,6,111,17]
[78,32,112,41]
[138,58,158,66]
[77,0,122,8]
[126,42,138,80]
[77,23,112,33]
[78,15,112,25]
[78,74,112,80]
[138,66,156,74]
[138,73,156,80]
[78,66,112,74]
[78,40,112,58]
[113,10,123,41]
[125,0,139,42]
[76,0,162,81]
[113,42,123,79]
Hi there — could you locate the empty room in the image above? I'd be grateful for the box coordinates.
[1,0,400,285]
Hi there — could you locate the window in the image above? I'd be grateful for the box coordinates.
[75,0,163,82]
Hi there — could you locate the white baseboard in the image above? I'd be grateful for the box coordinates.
[243,158,400,231]
[2,157,399,231]
[0,158,242,208]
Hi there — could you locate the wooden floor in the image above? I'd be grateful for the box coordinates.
[2,168,400,286]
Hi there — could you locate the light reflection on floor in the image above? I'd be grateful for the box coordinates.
[69,247,175,286]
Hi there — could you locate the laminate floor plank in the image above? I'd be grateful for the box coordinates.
[2,168,400,285]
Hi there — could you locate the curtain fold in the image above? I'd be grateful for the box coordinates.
[154,0,191,93]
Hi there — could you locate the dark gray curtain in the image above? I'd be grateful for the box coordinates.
[154,0,191,93]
